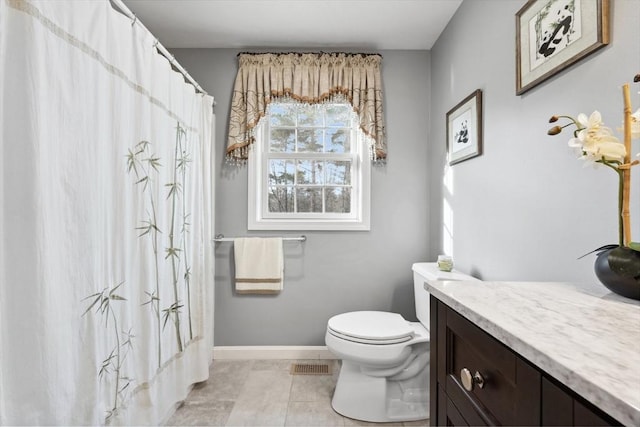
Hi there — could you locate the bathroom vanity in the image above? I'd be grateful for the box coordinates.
[425,279,640,426]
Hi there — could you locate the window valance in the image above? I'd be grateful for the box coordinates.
[226,52,386,163]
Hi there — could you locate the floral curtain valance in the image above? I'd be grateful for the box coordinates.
[226,52,386,162]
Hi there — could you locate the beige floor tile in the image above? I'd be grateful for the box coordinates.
[188,364,252,402]
[165,401,234,426]
[284,400,345,426]
[167,358,428,427]
[234,370,293,403]
[289,374,336,402]
[224,370,293,426]
[251,359,296,371]
[225,399,289,426]
[211,359,256,374]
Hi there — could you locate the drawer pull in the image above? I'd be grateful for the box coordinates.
[460,368,485,391]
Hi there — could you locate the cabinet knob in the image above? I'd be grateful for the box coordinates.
[460,368,485,391]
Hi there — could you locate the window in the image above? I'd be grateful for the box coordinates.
[248,101,370,230]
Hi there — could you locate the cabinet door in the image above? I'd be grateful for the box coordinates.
[574,400,619,426]
[542,377,573,426]
[436,300,541,425]
[542,377,621,426]
[437,384,470,426]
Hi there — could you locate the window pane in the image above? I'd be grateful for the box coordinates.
[297,104,323,127]
[297,129,324,152]
[268,187,294,212]
[269,104,296,127]
[297,160,324,184]
[269,128,295,152]
[325,128,350,153]
[296,187,322,213]
[325,187,351,213]
[325,105,351,127]
[325,161,351,185]
[268,159,295,185]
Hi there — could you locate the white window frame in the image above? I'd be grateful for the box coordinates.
[248,102,371,231]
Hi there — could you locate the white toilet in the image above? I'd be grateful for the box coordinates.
[325,262,477,423]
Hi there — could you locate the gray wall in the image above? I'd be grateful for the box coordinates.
[173,49,432,345]
[429,0,640,282]
[174,0,639,346]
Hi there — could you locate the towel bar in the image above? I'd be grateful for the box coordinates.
[213,234,306,242]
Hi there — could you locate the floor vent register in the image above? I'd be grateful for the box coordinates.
[290,363,332,375]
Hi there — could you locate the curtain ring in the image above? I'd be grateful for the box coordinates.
[153,39,159,49]
[131,14,137,26]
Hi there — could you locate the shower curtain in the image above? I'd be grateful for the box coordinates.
[0,1,215,425]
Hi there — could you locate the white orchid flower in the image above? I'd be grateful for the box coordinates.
[567,134,584,156]
[585,139,626,163]
[569,111,626,163]
[577,111,600,128]
[631,108,640,139]
[577,111,613,135]
[548,91,639,255]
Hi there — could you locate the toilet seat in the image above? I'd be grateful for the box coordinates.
[327,311,414,345]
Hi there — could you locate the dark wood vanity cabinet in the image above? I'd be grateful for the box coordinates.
[429,296,621,426]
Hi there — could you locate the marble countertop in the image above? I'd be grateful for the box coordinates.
[424,277,640,426]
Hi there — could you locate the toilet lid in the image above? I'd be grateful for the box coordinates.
[327,311,414,344]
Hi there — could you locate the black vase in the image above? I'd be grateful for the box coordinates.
[594,247,640,300]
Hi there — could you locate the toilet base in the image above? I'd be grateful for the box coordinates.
[331,360,429,423]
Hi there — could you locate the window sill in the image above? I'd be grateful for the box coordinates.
[248,218,370,231]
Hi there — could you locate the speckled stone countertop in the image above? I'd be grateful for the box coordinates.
[424,278,640,426]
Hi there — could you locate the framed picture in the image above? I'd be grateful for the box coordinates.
[516,0,609,95]
[447,89,483,166]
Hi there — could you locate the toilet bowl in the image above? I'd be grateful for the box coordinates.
[325,262,477,423]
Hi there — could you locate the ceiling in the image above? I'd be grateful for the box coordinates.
[121,0,463,50]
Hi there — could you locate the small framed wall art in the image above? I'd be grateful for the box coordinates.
[446,89,483,166]
[516,0,610,95]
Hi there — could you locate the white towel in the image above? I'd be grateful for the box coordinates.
[234,237,284,294]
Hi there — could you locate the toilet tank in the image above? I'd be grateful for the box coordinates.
[412,262,478,328]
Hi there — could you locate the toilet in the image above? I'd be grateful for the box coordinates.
[325,262,478,423]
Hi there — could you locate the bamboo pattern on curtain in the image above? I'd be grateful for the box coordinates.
[227,52,387,162]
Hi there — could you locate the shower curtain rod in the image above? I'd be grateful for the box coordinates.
[109,0,209,98]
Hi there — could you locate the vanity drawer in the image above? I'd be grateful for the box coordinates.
[436,302,540,425]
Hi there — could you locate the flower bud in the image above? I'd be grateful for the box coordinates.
[547,126,562,135]
[549,115,559,123]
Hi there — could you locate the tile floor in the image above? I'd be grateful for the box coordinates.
[165,359,430,426]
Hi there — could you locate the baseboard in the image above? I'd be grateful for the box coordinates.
[212,345,336,360]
